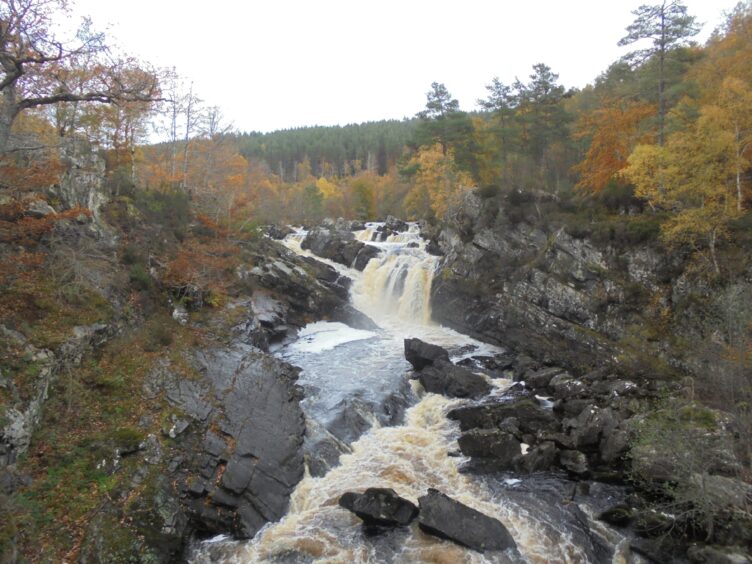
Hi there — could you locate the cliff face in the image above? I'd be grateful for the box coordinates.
[430,190,751,379]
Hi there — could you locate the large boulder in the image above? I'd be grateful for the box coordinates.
[418,360,491,399]
[339,488,418,528]
[516,441,558,473]
[301,226,380,270]
[404,338,450,370]
[448,399,560,435]
[417,489,517,553]
[457,429,521,469]
[352,245,381,271]
[385,216,408,233]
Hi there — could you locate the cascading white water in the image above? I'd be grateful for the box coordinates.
[352,224,437,326]
[191,223,629,564]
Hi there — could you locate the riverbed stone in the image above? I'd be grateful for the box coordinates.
[418,360,491,399]
[404,338,451,370]
[516,441,558,473]
[448,399,560,435]
[457,429,520,468]
[339,488,418,528]
[417,489,517,552]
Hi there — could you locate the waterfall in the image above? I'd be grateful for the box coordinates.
[350,223,437,326]
[354,252,436,326]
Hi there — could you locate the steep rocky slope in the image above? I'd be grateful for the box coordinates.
[430,190,751,381]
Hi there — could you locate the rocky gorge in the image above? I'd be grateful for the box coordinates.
[248,202,752,563]
[1,170,751,562]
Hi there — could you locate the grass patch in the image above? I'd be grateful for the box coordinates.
[9,318,204,561]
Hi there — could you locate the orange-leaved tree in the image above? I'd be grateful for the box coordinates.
[573,98,655,194]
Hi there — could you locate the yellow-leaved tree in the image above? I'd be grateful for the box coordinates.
[403,144,474,220]
[624,97,746,274]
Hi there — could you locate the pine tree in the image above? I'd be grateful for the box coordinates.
[618,1,700,145]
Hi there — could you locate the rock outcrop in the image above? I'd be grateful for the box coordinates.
[429,190,683,373]
[404,338,450,370]
[301,225,380,271]
[417,360,491,399]
[145,344,306,539]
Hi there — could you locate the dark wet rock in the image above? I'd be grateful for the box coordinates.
[525,367,566,389]
[352,244,381,271]
[600,429,629,463]
[385,216,408,233]
[339,488,418,528]
[146,346,305,540]
[554,398,593,418]
[418,360,491,399]
[301,225,377,269]
[327,397,376,444]
[448,399,560,435]
[425,239,443,256]
[404,338,450,370]
[458,353,517,376]
[499,417,521,435]
[304,418,351,478]
[513,355,541,381]
[550,373,587,399]
[240,240,380,333]
[417,489,517,553]
[457,429,520,469]
[564,405,619,451]
[516,441,558,473]
[559,449,589,475]
[265,225,293,239]
[501,382,536,402]
[598,504,633,527]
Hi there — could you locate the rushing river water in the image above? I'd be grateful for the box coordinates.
[191,223,632,564]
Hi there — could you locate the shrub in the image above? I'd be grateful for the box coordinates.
[128,264,152,291]
[142,322,173,352]
[120,244,142,265]
[475,185,500,199]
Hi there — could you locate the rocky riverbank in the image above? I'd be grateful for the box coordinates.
[291,211,751,562]
[401,336,751,562]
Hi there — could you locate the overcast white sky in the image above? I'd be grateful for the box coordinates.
[70,0,739,133]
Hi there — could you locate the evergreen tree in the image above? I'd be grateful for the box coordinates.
[619,0,700,145]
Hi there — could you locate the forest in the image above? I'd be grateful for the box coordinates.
[1,0,752,560]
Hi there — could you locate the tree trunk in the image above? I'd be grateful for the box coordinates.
[0,87,19,156]
[658,12,666,147]
[709,227,720,276]
[735,126,744,212]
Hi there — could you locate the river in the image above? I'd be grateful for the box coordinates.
[190,223,632,563]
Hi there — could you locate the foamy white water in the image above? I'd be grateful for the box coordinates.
[289,321,378,354]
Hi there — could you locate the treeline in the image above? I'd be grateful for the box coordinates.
[235,120,416,181]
